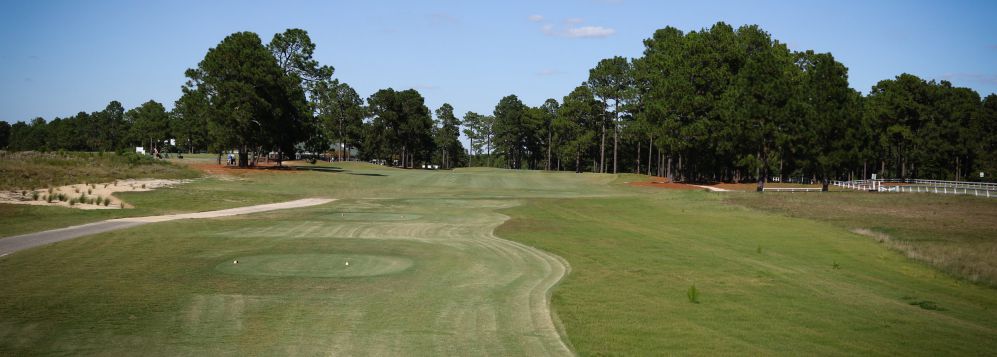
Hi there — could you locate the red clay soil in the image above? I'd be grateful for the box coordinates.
[627,177,703,190]
[186,162,303,176]
[712,183,824,191]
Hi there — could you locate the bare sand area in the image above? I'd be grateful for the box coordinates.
[0,179,189,209]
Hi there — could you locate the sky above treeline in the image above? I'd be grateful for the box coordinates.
[1,0,995,124]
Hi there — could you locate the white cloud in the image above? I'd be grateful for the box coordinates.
[565,18,584,25]
[565,26,616,38]
[541,24,555,35]
[528,14,544,22]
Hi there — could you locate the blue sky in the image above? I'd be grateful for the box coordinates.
[1,0,995,124]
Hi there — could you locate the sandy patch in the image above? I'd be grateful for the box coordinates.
[0,179,190,210]
[694,185,731,192]
[111,198,334,222]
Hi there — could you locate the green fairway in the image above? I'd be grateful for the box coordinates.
[1,162,995,355]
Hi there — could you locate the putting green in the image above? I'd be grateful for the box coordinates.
[215,254,413,278]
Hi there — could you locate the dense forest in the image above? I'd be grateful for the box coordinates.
[2,23,995,187]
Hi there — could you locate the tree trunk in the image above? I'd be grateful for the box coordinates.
[546,130,552,171]
[600,120,606,173]
[612,101,619,174]
[757,146,768,192]
[238,145,248,168]
[636,140,641,174]
[647,136,653,176]
[677,154,683,182]
[575,147,581,173]
[667,156,673,181]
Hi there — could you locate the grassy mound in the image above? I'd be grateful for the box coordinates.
[0,151,199,190]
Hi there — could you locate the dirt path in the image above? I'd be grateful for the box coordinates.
[0,198,334,257]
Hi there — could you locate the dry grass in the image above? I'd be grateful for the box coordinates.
[0,151,199,191]
[726,191,997,286]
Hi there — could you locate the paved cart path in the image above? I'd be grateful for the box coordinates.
[0,198,335,257]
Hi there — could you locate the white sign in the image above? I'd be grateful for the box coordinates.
[982,172,986,178]
[871,173,877,180]
[135,147,145,154]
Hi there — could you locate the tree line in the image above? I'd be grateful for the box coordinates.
[2,23,994,187]
[1,29,467,169]
[462,22,996,189]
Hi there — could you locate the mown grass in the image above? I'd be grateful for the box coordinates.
[725,191,997,286]
[0,151,199,191]
[497,189,997,355]
[2,159,996,355]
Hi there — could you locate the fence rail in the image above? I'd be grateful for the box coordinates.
[762,187,823,192]
[832,179,997,198]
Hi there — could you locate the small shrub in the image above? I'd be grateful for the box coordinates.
[21,190,26,196]
[32,191,39,200]
[58,193,67,201]
[141,184,146,189]
[104,184,108,188]
[103,197,111,206]
[69,199,76,206]
[45,195,51,202]
[87,188,92,195]
[909,300,944,311]
[687,284,700,304]
[74,187,79,193]
[832,262,841,270]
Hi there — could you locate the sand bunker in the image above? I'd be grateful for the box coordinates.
[0,179,189,210]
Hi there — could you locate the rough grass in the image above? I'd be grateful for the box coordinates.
[0,151,199,191]
[0,178,301,238]
[497,190,997,355]
[725,191,997,286]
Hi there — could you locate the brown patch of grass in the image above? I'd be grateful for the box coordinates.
[726,191,997,286]
[0,151,199,191]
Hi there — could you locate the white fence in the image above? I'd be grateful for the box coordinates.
[833,179,997,198]
[762,187,823,192]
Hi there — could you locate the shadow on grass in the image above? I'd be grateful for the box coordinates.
[287,166,345,173]
[348,173,387,177]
